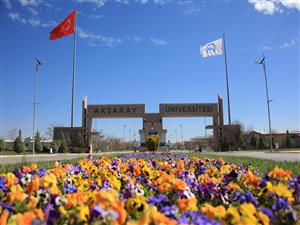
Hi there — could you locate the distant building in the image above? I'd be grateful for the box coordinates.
[242,130,300,149]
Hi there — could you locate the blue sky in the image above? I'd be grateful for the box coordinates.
[0,0,299,142]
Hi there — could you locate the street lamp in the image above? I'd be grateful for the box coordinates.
[255,54,273,151]
[32,57,46,155]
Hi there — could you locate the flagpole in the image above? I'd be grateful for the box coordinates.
[223,33,231,125]
[71,9,77,128]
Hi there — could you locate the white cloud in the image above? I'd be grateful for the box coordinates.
[27,6,39,15]
[77,0,106,7]
[248,0,300,15]
[77,27,123,47]
[150,37,168,46]
[18,0,39,7]
[8,12,27,24]
[179,0,205,16]
[248,0,278,15]
[27,17,40,27]
[115,0,129,5]
[281,0,300,10]
[78,27,168,47]
[8,12,55,28]
[260,38,298,50]
[78,10,104,20]
[2,0,12,9]
[260,46,273,50]
[279,39,297,48]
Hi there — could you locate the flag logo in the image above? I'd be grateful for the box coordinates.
[200,38,223,58]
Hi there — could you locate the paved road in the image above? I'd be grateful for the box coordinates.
[0,151,132,165]
[0,150,299,165]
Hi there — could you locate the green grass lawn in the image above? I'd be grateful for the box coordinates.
[191,153,300,176]
[1,153,299,176]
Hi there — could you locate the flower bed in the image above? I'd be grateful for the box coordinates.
[0,153,299,225]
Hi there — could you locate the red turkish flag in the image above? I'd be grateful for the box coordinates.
[50,10,76,40]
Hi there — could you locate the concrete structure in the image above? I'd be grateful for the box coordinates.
[80,95,225,152]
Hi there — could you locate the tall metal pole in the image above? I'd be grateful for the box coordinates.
[256,54,273,151]
[71,9,77,127]
[32,58,46,155]
[223,33,231,125]
[179,124,183,142]
[204,117,207,149]
[32,63,38,155]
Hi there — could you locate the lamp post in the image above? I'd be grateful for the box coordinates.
[32,57,46,155]
[255,54,273,151]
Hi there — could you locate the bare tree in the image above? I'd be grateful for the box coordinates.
[8,128,18,140]
[45,124,54,139]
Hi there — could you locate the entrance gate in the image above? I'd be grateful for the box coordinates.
[82,96,224,152]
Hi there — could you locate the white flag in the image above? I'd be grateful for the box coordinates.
[200,38,223,58]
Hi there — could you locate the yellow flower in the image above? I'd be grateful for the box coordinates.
[125,196,149,217]
[258,211,270,225]
[5,173,17,188]
[30,163,38,170]
[226,206,240,224]
[272,182,294,204]
[79,206,89,222]
[239,203,256,217]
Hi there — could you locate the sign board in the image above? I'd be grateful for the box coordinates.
[88,104,145,118]
[159,103,218,117]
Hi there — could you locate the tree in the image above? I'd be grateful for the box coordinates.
[221,136,229,151]
[0,138,5,152]
[59,139,68,153]
[285,130,291,149]
[250,134,257,149]
[258,135,265,149]
[239,137,246,150]
[52,140,61,153]
[45,125,54,139]
[77,132,85,148]
[35,131,43,153]
[8,128,18,140]
[14,136,26,153]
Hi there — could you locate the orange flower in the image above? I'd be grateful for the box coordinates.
[241,171,260,187]
[268,167,292,182]
[12,212,36,225]
[6,185,26,204]
[0,209,9,225]
[34,209,44,221]
[65,192,86,208]
[5,173,17,188]
[158,183,172,192]
[201,204,226,220]
[111,201,126,225]
[173,179,187,191]
[133,167,141,177]
[138,206,177,225]
[27,175,40,194]
[177,198,198,212]
[30,163,38,170]
[228,182,240,191]
[22,166,31,173]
